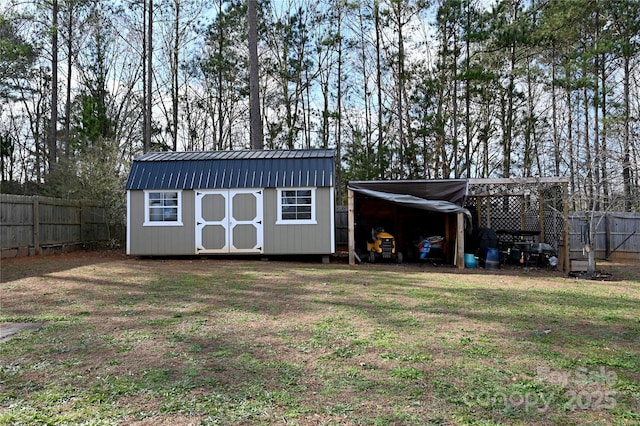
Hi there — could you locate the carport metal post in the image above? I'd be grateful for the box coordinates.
[457,212,464,269]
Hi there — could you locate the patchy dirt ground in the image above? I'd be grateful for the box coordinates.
[1,249,637,341]
[0,322,45,342]
[2,248,638,280]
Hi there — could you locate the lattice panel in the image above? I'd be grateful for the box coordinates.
[466,181,566,251]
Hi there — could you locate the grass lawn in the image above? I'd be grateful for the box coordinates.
[1,251,639,425]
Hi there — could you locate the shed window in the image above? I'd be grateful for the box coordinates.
[277,188,316,224]
[144,190,183,226]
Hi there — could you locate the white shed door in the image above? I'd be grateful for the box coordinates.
[195,189,263,254]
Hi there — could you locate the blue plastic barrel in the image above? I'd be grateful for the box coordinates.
[485,248,500,269]
[464,253,477,268]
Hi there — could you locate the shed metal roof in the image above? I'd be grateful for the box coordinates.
[126,149,335,190]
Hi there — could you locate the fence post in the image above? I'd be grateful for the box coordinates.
[520,195,525,230]
[604,213,611,258]
[80,200,84,244]
[562,182,569,272]
[538,189,545,242]
[33,196,40,255]
[457,212,465,269]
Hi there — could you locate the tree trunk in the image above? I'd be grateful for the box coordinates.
[584,83,593,207]
[303,67,311,149]
[565,63,575,209]
[374,0,384,179]
[321,78,329,149]
[248,0,263,150]
[358,7,372,175]
[142,0,147,152]
[49,0,59,171]
[599,50,609,209]
[524,61,535,177]
[622,56,632,211]
[551,43,559,176]
[217,20,224,150]
[144,0,153,153]
[171,0,180,151]
[452,22,458,178]
[464,0,471,178]
[396,4,405,177]
[503,47,515,179]
[593,33,600,210]
[63,1,73,159]
[335,9,343,204]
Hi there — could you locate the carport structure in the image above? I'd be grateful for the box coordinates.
[347,180,470,267]
[346,177,570,270]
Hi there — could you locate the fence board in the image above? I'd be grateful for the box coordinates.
[568,211,640,259]
[335,206,348,248]
[1,194,110,257]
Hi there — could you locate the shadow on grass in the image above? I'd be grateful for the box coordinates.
[0,250,126,283]
[5,255,638,360]
[1,254,639,424]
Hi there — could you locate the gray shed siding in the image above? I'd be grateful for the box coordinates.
[262,188,334,254]
[127,187,334,256]
[127,190,196,255]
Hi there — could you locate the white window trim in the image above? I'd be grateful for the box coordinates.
[143,190,183,226]
[276,187,317,225]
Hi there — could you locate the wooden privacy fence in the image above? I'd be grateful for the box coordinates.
[1,194,110,258]
[335,206,348,250]
[568,211,640,260]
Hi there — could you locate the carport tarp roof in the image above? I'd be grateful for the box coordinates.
[348,180,470,216]
[126,149,335,190]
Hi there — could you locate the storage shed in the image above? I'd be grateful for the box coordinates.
[125,150,335,257]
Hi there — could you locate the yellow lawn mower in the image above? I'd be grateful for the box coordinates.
[367,227,403,263]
